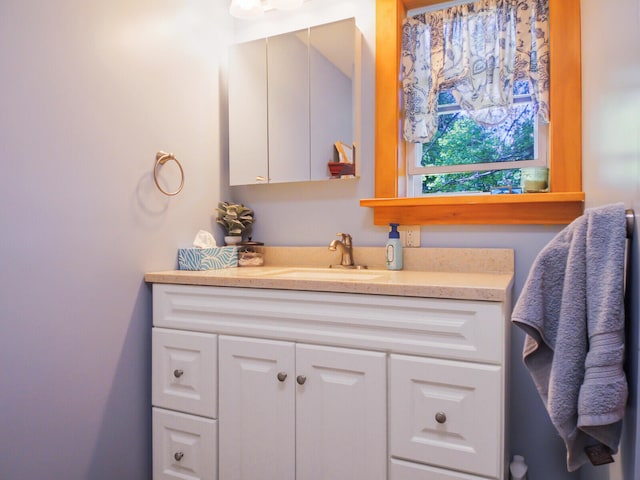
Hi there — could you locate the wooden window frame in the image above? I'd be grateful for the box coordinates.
[360,0,585,225]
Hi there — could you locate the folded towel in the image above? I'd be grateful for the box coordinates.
[512,203,628,472]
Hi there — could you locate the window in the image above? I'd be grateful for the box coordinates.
[360,0,584,225]
[407,81,548,196]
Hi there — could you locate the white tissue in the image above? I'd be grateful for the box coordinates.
[193,230,217,249]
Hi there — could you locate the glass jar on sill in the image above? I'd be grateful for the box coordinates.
[521,167,549,193]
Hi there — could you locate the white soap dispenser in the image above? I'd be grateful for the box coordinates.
[385,223,403,270]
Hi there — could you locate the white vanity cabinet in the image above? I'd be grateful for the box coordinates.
[150,282,510,480]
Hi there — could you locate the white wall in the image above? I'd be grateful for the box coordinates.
[0,0,229,478]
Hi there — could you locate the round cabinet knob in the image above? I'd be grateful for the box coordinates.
[435,412,447,424]
[277,372,288,382]
[296,375,307,385]
[173,369,184,378]
[174,451,184,461]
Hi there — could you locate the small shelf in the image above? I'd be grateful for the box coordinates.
[360,192,585,225]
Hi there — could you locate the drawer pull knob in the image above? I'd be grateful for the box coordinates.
[173,369,184,378]
[174,451,184,461]
[277,372,288,382]
[296,375,307,385]
[435,412,447,424]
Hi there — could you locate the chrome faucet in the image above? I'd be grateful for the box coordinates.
[328,232,354,267]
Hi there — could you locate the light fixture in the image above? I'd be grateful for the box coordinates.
[229,0,263,19]
[229,0,305,19]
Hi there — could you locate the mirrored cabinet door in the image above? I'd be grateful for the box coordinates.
[310,19,356,181]
[229,39,268,186]
[267,29,310,184]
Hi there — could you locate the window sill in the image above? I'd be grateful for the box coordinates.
[360,192,585,225]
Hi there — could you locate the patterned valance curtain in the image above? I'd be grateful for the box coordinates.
[401,0,549,143]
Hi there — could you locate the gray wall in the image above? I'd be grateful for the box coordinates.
[0,0,638,479]
[230,1,640,479]
[0,0,230,478]
[580,2,640,479]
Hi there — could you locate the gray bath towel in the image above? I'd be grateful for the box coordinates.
[512,203,628,472]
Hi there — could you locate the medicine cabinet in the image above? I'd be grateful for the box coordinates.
[228,18,359,186]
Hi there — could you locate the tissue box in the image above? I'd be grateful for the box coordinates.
[178,247,238,271]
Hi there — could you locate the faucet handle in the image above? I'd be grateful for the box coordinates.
[336,232,352,245]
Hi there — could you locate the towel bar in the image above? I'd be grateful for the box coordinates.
[626,209,635,238]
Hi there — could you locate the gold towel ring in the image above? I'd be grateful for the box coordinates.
[153,151,184,196]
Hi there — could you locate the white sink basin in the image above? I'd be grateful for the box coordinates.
[254,268,387,282]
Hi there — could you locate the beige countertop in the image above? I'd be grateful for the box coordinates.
[145,247,514,302]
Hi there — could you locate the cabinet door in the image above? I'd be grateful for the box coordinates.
[218,336,295,480]
[390,354,502,478]
[296,344,387,480]
[309,18,356,181]
[153,407,217,480]
[229,39,268,185]
[152,328,217,418]
[267,29,310,183]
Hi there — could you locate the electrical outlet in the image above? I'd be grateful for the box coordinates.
[405,225,420,247]
[398,225,421,248]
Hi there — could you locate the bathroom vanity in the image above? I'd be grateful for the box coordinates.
[146,248,514,480]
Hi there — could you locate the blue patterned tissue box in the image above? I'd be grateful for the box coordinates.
[178,247,238,271]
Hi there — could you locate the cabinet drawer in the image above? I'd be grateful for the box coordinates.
[390,458,487,480]
[390,355,502,478]
[153,407,217,480]
[152,328,217,418]
[153,284,506,363]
